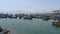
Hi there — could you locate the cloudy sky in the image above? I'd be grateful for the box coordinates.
[0,0,60,14]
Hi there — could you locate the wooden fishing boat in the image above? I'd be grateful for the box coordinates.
[52,22,60,26]
[0,26,10,34]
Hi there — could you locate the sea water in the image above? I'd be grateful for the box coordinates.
[0,18,60,34]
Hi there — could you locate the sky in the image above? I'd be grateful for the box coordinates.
[0,0,60,14]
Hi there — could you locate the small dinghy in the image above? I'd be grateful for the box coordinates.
[0,26,10,34]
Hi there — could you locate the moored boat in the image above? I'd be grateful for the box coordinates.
[52,22,60,26]
[52,15,60,26]
[0,26,10,34]
[23,16,32,20]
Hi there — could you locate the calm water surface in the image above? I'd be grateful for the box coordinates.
[0,18,60,34]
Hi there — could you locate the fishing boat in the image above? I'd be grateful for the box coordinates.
[8,14,17,19]
[0,26,10,34]
[52,22,60,26]
[52,15,60,26]
[42,16,51,20]
[23,16,32,20]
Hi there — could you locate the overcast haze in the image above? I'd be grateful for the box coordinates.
[0,0,60,14]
